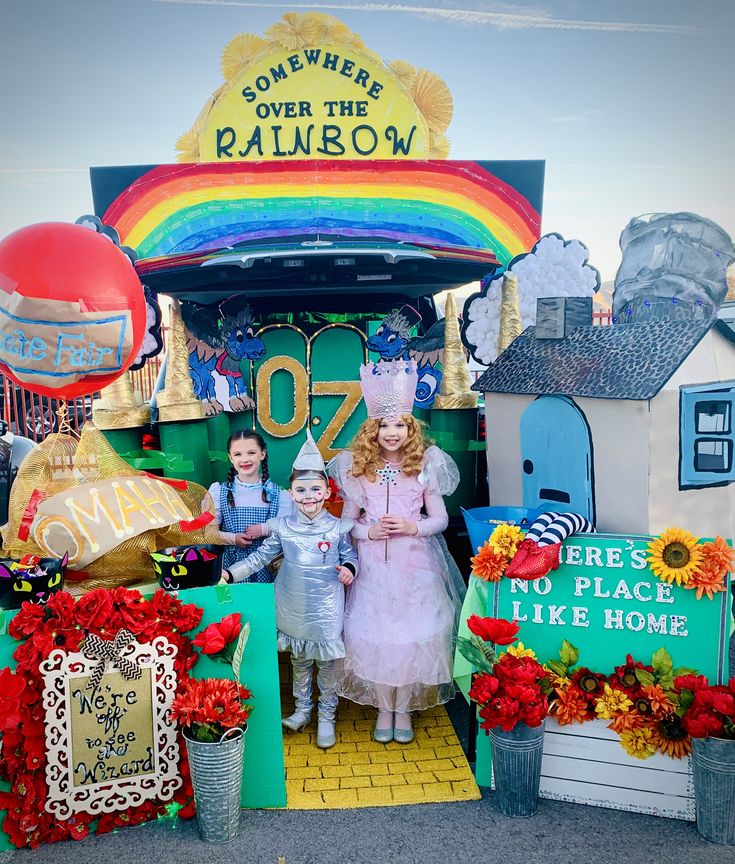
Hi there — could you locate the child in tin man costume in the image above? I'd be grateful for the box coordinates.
[223,430,357,749]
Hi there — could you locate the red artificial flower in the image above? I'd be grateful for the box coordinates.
[674,674,710,692]
[683,709,725,739]
[8,603,46,639]
[74,589,114,631]
[468,673,499,705]
[193,613,242,655]
[0,667,25,732]
[466,615,520,646]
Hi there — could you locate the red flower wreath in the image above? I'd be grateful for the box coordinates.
[0,587,206,848]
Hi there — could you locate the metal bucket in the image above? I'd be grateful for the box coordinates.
[488,721,545,818]
[184,725,246,843]
[692,736,735,845]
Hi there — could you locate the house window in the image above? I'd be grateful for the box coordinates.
[680,385,735,488]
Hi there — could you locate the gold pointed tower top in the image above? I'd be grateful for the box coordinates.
[157,299,206,422]
[433,291,478,410]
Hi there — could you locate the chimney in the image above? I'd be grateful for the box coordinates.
[535,297,593,340]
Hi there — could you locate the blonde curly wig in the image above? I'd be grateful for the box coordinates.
[350,415,428,481]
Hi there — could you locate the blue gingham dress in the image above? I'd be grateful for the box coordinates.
[219,480,281,582]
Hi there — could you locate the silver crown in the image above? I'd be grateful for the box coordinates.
[359,360,418,419]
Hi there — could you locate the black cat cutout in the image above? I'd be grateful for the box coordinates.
[0,553,68,608]
[150,545,221,592]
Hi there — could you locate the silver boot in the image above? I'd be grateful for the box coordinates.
[282,657,313,733]
[315,659,338,749]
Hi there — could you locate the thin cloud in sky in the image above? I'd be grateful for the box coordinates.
[552,109,603,124]
[136,0,705,35]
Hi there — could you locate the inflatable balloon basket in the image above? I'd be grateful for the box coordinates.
[184,725,246,843]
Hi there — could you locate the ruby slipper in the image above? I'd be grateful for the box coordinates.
[506,539,561,580]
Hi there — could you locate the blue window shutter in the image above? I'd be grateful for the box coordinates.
[680,387,735,488]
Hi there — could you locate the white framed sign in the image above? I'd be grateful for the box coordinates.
[41,635,180,819]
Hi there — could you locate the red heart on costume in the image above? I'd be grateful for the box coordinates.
[318,541,331,554]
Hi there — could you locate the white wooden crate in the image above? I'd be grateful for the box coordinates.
[539,718,694,820]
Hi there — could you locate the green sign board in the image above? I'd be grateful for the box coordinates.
[492,534,731,682]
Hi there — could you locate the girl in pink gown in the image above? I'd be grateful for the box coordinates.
[331,360,465,743]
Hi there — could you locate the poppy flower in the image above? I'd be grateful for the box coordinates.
[466,616,519,646]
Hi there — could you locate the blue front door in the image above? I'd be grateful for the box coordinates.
[519,395,595,521]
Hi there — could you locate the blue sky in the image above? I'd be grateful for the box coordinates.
[1,0,733,281]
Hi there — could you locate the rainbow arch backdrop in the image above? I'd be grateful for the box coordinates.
[100,160,543,268]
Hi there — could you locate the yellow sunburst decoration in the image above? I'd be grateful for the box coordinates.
[411,68,453,135]
[175,130,200,163]
[390,60,417,91]
[177,12,453,162]
[646,527,703,586]
[265,12,315,51]
[429,131,451,159]
[221,33,268,81]
[302,12,352,46]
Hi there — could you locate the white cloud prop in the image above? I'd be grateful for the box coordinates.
[462,233,599,365]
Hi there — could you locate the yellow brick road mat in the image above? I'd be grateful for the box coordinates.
[284,700,481,809]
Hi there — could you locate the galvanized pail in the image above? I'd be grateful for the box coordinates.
[184,725,246,843]
[692,736,735,845]
[489,721,545,818]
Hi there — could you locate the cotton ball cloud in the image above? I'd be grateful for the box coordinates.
[461,233,600,364]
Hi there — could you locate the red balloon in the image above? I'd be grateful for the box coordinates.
[0,222,146,399]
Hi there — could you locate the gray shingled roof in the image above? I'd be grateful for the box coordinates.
[472,320,720,400]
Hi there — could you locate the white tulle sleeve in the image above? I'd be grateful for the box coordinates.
[419,446,460,496]
[329,450,367,509]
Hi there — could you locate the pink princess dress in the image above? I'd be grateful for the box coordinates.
[331,446,466,713]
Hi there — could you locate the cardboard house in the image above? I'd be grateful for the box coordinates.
[472,298,735,539]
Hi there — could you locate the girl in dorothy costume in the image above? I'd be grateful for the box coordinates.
[331,359,465,744]
[207,430,293,582]
[222,431,358,750]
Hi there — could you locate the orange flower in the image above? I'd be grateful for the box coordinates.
[688,536,734,599]
[553,685,589,725]
[640,684,674,717]
[687,562,727,600]
[470,542,507,583]
[700,535,735,577]
[608,709,646,734]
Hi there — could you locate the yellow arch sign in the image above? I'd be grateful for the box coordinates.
[177,12,453,162]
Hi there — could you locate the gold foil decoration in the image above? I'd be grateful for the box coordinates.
[2,423,215,591]
[92,373,150,429]
[433,292,478,410]
[497,272,523,354]
[157,299,205,423]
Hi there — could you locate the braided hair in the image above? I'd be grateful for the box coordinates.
[225,430,270,507]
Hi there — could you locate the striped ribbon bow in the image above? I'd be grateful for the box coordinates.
[83,629,142,692]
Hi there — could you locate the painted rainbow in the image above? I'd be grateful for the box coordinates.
[101,160,543,268]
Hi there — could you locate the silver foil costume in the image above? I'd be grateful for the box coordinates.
[229,509,358,721]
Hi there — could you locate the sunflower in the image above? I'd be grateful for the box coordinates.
[646,527,703,586]
[470,542,507,582]
[553,685,589,725]
[650,716,692,759]
[505,642,537,660]
[619,725,657,760]
[594,684,633,720]
[488,523,524,560]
